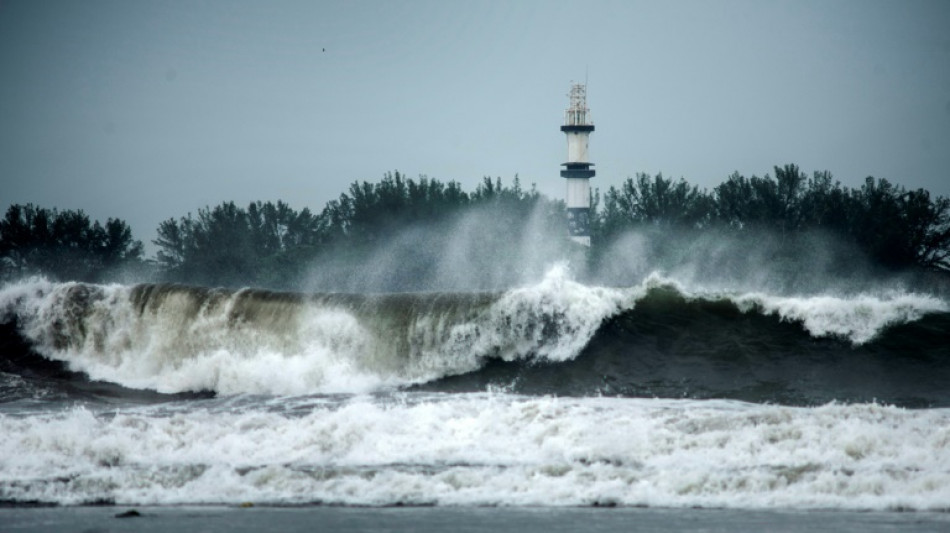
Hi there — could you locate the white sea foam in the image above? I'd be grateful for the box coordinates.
[637,272,948,345]
[0,395,948,510]
[729,291,948,344]
[475,263,634,363]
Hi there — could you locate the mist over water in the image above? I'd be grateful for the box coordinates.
[290,199,949,301]
[301,202,585,293]
[591,226,949,298]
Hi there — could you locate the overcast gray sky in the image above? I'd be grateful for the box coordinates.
[1,0,948,255]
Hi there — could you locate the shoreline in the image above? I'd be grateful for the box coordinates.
[3,505,950,533]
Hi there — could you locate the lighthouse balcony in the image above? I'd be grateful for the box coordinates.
[560,168,596,179]
[560,124,595,133]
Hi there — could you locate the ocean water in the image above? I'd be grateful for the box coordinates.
[1,267,949,526]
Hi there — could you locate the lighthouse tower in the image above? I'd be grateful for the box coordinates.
[560,83,594,247]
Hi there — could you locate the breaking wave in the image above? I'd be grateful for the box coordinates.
[1,268,947,404]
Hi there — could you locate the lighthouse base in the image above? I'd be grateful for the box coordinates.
[567,207,591,247]
[569,235,591,247]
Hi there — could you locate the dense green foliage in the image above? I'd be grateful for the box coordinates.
[317,171,553,246]
[154,200,323,288]
[3,165,948,288]
[593,164,950,272]
[318,172,471,246]
[153,172,561,288]
[0,204,143,282]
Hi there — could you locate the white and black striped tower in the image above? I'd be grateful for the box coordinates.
[561,83,594,247]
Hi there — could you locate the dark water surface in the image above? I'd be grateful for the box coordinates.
[4,506,950,533]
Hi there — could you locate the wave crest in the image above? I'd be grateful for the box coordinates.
[1,270,946,398]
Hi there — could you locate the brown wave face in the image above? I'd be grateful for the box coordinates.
[48,284,505,388]
[3,283,506,401]
[2,278,616,397]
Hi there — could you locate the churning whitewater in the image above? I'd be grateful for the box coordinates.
[1,395,950,509]
[1,266,949,510]
[1,266,946,398]
[1,266,631,395]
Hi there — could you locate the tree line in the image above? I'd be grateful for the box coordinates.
[152,171,557,288]
[0,204,143,282]
[592,164,950,272]
[1,165,948,287]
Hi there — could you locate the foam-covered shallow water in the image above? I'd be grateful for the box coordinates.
[1,268,949,511]
[1,394,949,510]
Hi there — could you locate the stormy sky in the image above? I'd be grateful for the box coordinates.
[1,0,948,255]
